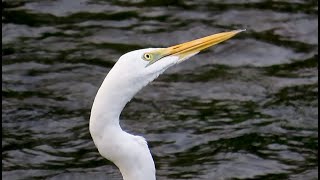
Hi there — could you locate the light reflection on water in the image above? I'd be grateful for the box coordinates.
[2,0,318,179]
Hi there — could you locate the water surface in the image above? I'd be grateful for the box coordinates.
[2,0,318,179]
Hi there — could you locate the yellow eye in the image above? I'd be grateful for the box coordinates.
[143,53,153,61]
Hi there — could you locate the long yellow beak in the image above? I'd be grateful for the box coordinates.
[145,29,245,66]
[163,29,245,58]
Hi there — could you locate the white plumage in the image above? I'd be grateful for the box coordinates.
[89,30,244,180]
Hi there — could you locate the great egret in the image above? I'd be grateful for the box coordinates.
[89,29,245,180]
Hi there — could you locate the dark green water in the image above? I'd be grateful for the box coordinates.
[2,0,318,179]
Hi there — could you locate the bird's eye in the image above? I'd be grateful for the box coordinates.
[143,53,153,61]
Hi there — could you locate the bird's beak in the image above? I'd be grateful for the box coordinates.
[153,29,245,62]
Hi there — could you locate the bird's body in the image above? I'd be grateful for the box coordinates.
[89,30,244,180]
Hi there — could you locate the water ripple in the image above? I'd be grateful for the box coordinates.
[2,0,318,179]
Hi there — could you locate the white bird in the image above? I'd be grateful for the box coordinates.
[89,29,245,180]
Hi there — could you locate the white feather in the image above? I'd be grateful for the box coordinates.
[89,48,182,180]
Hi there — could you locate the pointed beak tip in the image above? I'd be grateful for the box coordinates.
[235,29,246,33]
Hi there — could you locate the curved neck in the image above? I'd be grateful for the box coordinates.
[89,67,158,180]
[89,63,161,135]
[89,74,137,135]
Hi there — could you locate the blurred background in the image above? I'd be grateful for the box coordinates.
[2,0,318,180]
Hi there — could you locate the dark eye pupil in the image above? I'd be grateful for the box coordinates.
[146,54,150,58]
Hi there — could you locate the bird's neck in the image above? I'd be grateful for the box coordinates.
[89,65,161,136]
[89,69,157,180]
[90,75,139,135]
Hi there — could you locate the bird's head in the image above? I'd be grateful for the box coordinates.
[112,30,244,80]
[104,29,245,94]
